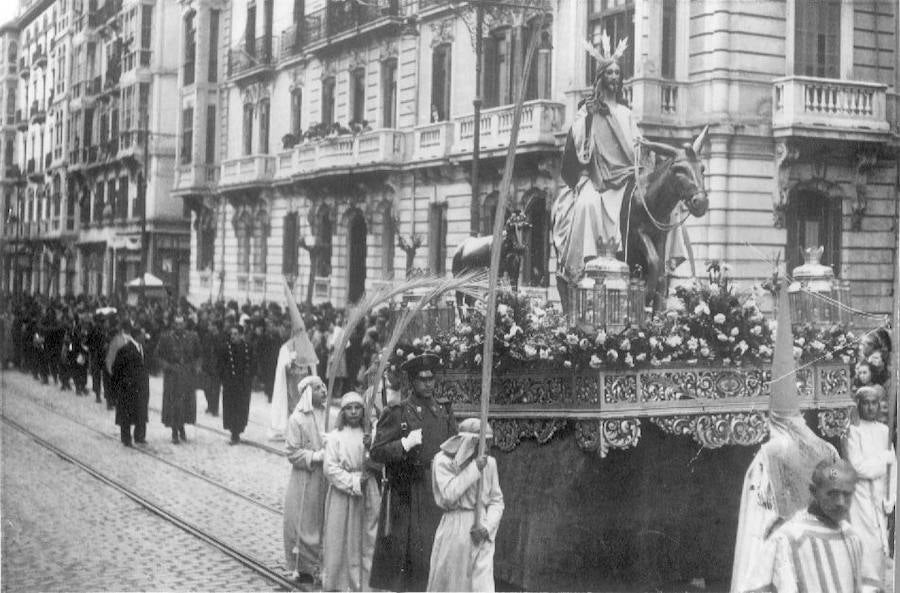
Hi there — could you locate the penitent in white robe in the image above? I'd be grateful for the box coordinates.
[427,455,504,593]
[270,341,315,441]
[842,419,896,591]
[321,426,381,592]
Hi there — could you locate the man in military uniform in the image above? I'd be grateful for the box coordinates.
[369,353,457,592]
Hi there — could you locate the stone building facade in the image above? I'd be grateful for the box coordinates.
[0,0,190,299]
[175,1,899,317]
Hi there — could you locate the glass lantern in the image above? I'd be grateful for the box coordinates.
[570,241,646,333]
[788,246,851,327]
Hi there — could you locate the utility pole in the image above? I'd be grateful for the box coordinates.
[139,125,149,303]
[469,1,484,237]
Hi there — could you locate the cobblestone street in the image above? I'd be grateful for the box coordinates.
[1,369,297,592]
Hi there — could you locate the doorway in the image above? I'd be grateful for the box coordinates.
[347,211,367,303]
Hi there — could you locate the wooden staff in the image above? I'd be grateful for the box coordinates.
[474,6,549,534]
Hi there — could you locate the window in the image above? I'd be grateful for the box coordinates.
[290,88,302,134]
[258,99,270,154]
[93,181,104,223]
[660,0,676,80]
[181,107,193,164]
[587,0,635,83]
[315,206,332,277]
[786,189,842,276]
[118,177,128,219]
[794,0,840,78]
[381,203,394,279]
[245,4,257,56]
[140,5,152,66]
[121,86,133,138]
[251,213,268,274]
[196,211,216,271]
[205,105,216,164]
[483,28,513,108]
[523,193,549,286]
[428,203,447,274]
[242,103,253,155]
[282,211,299,276]
[235,214,250,274]
[480,192,498,236]
[208,9,219,82]
[183,11,196,85]
[382,59,397,128]
[351,67,366,124]
[321,77,335,125]
[523,19,553,101]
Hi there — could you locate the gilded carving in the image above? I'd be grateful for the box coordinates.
[491,418,566,452]
[651,413,768,448]
[429,19,455,48]
[817,407,853,438]
[772,140,799,228]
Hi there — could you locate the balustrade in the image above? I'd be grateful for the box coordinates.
[773,76,889,137]
[453,99,565,154]
[219,155,275,187]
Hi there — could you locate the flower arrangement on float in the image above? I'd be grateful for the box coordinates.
[385,278,859,374]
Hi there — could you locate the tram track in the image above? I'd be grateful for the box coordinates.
[1,414,302,592]
[8,387,284,516]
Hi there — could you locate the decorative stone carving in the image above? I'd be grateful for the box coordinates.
[380,39,399,61]
[817,407,853,438]
[430,19,455,47]
[772,140,799,228]
[575,419,642,457]
[289,67,305,91]
[320,60,336,80]
[852,150,878,231]
[347,50,367,72]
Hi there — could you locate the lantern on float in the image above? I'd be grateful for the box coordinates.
[570,240,646,333]
[788,246,851,327]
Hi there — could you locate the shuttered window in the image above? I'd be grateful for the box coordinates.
[795,0,840,78]
[282,212,299,276]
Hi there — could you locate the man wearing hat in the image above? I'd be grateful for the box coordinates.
[157,314,201,444]
[370,352,457,592]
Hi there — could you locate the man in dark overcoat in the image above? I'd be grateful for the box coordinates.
[109,319,149,446]
[157,315,201,444]
[219,324,254,444]
[369,353,457,592]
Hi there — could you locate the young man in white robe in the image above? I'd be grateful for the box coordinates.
[321,392,381,592]
[842,384,895,592]
[427,418,504,593]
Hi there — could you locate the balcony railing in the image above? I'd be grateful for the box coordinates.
[175,163,220,190]
[219,155,276,187]
[412,121,454,161]
[773,76,890,137]
[280,24,304,59]
[452,100,565,154]
[18,57,29,78]
[15,109,28,131]
[33,46,46,68]
[30,101,46,124]
[228,36,276,78]
[86,76,102,96]
[275,129,405,178]
[305,0,401,44]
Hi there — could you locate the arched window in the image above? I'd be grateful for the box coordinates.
[480,191,498,236]
[525,17,552,101]
[234,209,251,274]
[195,208,216,272]
[430,44,451,121]
[251,208,269,274]
[258,99,270,155]
[282,211,299,276]
[183,10,196,85]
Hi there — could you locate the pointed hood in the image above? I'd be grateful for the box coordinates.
[283,278,319,368]
[770,279,799,418]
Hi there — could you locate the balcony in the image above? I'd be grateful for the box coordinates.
[33,46,47,68]
[219,155,275,188]
[26,158,43,182]
[412,121,454,162]
[275,129,405,179]
[174,163,220,192]
[30,101,46,124]
[773,76,891,142]
[85,76,102,97]
[304,0,402,47]
[18,57,29,78]
[228,36,276,81]
[117,130,146,161]
[451,100,565,155]
[280,24,305,60]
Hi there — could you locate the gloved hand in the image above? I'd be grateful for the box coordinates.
[401,428,423,451]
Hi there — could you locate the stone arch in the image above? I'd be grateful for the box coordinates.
[785,179,844,276]
[344,207,368,303]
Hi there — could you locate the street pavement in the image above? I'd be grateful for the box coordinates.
[0,368,298,592]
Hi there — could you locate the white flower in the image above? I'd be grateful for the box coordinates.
[539,348,551,360]
[458,343,468,354]
[649,336,660,350]
[700,346,711,357]
[735,340,749,355]
[406,353,416,361]
[523,345,537,358]
[750,325,762,336]
[412,338,423,348]
[730,327,739,337]
[563,360,572,368]
[666,309,679,321]
[567,334,580,346]
[595,330,608,346]
[474,354,482,364]
[497,304,511,318]
[579,338,590,350]
[423,335,433,347]
[795,337,806,347]
[607,350,619,362]
[841,354,851,364]
[810,340,825,352]
[589,354,603,368]
[694,302,710,316]
[687,337,699,351]
[624,353,634,367]
[619,339,631,351]
[717,333,728,342]
[665,335,683,348]
[635,352,647,362]
[434,345,442,354]
[713,313,726,325]
[395,348,404,357]
[792,346,803,360]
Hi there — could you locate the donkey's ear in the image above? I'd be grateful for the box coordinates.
[691,125,710,156]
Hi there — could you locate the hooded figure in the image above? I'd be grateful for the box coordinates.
[730,282,840,592]
[283,375,331,580]
[321,391,382,591]
[427,418,504,592]
[270,280,320,440]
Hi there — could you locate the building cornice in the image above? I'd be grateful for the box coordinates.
[16,0,56,29]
